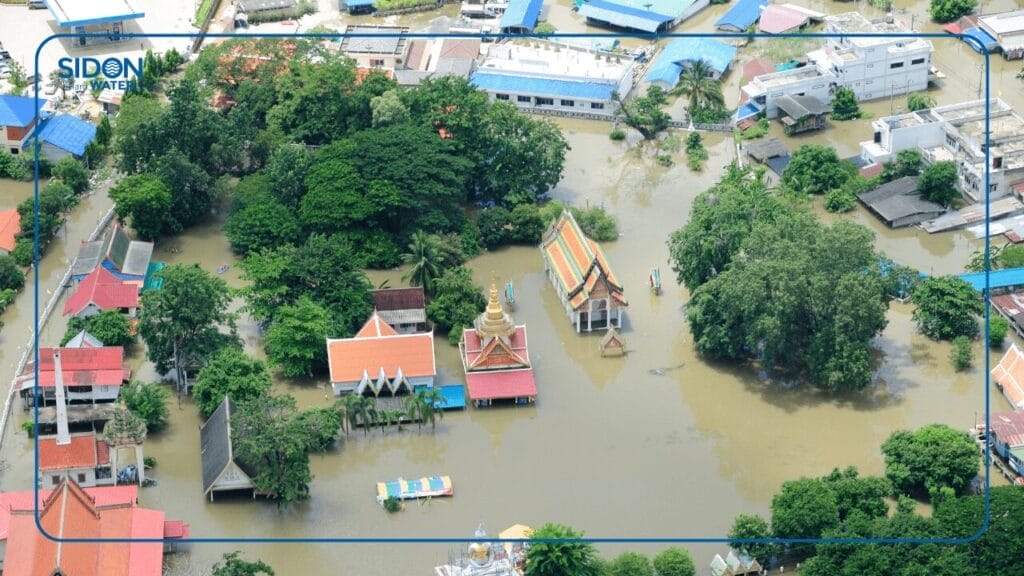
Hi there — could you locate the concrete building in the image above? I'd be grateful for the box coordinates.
[470,40,635,116]
[740,12,932,120]
[978,9,1024,60]
[43,0,145,47]
[859,99,1024,203]
[0,95,44,156]
[338,26,410,70]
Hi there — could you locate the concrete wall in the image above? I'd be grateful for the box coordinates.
[489,90,618,115]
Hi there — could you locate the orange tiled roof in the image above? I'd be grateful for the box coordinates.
[992,343,1024,409]
[0,208,19,253]
[38,433,100,471]
[540,210,626,310]
[462,325,530,371]
[327,313,435,383]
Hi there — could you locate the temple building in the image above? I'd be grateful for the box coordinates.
[540,210,627,333]
[460,282,537,407]
[327,310,436,397]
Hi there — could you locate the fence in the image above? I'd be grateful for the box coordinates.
[191,0,224,54]
[0,206,117,454]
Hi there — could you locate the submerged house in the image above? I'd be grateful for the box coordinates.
[201,397,259,501]
[857,176,946,228]
[992,343,1024,410]
[540,210,626,333]
[460,282,537,407]
[35,113,97,163]
[578,0,709,33]
[774,94,829,135]
[62,265,140,319]
[371,287,427,333]
[326,310,436,396]
[38,432,114,488]
[18,346,130,407]
[990,410,1024,476]
[70,222,154,287]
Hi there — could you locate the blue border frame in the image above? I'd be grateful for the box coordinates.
[28,29,993,546]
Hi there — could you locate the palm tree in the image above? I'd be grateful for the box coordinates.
[672,60,724,113]
[400,231,442,296]
[335,395,361,436]
[350,395,376,436]
[414,388,446,432]
[403,394,423,430]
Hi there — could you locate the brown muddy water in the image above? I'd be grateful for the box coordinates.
[1,4,1022,571]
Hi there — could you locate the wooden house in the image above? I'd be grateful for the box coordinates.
[18,346,130,408]
[540,210,627,333]
[775,94,829,135]
[200,397,258,501]
[371,287,427,333]
[62,266,140,319]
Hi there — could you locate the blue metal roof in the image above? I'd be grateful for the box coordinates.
[347,0,374,6]
[644,37,737,86]
[715,0,767,32]
[958,267,1024,292]
[0,96,44,128]
[36,114,97,156]
[500,0,543,31]
[101,259,144,280]
[471,71,616,100]
[578,0,674,33]
[962,27,999,53]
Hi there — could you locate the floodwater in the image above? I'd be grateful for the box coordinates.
[1,1,1022,572]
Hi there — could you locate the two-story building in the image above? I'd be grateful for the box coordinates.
[859,99,1024,203]
[338,26,411,70]
[18,346,131,407]
[990,410,1024,476]
[740,12,932,120]
[0,95,44,156]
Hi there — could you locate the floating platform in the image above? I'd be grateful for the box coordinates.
[377,476,453,501]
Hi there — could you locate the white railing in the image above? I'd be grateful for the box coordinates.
[0,206,116,453]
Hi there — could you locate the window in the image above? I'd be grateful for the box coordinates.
[369,59,385,67]
[9,148,17,155]
[890,62,904,69]
[590,102,604,110]
[866,63,874,68]
[77,473,86,483]
[560,99,575,107]
[517,95,531,103]
[52,476,60,485]
[945,134,957,149]
[991,183,999,193]
[535,97,554,106]
[911,58,925,65]
[495,93,509,100]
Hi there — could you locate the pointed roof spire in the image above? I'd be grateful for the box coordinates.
[474,273,516,340]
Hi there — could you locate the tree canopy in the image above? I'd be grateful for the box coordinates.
[264,296,331,378]
[230,394,314,508]
[211,551,275,576]
[426,266,487,346]
[526,523,600,576]
[910,276,982,340]
[929,0,976,23]
[881,424,980,496]
[782,145,854,195]
[917,161,959,206]
[193,348,274,418]
[121,382,171,432]
[830,87,861,120]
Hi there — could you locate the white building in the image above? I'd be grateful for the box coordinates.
[978,10,1024,60]
[741,12,932,119]
[860,99,1024,203]
[470,40,636,116]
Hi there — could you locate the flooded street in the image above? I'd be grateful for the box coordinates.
[1,0,1022,572]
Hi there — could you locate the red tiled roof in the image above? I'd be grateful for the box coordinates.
[2,480,168,576]
[0,485,139,541]
[0,208,20,253]
[328,314,436,383]
[372,287,425,311]
[990,410,1024,448]
[463,326,530,369]
[21,346,127,388]
[63,266,139,316]
[163,519,190,539]
[992,343,1024,409]
[38,433,100,470]
[466,369,537,401]
[759,4,810,34]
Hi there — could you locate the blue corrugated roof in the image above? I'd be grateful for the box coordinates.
[715,0,767,32]
[644,38,737,86]
[962,27,999,53]
[0,96,44,128]
[957,267,1024,292]
[36,114,97,156]
[471,71,616,100]
[578,0,674,33]
[500,0,543,30]
[347,0,373,6]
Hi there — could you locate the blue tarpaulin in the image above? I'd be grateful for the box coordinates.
[500,0,544,31]
[715,0,767,32]
[962,27,999,53]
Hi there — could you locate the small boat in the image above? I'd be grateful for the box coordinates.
[376,475,453,503]
[216,264,230,274]
[504,281,515,310]
[649,266,661,295]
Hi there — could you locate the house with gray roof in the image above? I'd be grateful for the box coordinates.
[858,176,947,228]
[338,26,410,70]
[69,223,153,286]
[200,397,258,501]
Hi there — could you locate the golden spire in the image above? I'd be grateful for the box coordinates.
[475,272,515,340]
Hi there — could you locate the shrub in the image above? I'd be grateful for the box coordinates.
[825,188,857,213]
[609,128,626,141]
[22,420,34,438]
[657,154,674,167]
[383,496,401,512]
[831,87,861,121]
[950,335,973,371]
[11,238,33,267]
[571,205,618,241]
[652,548,696,576]
[989,313,1009,348]
[143,456,157,468]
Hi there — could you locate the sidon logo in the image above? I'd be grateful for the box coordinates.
[57,56,144,90]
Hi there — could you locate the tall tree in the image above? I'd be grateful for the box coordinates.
[652,548,696,576]
[673,60,724,111]
[929,0,976,23]
[426,266,487,345]
[264,296,331,378]
[911,276,982,340]
[771,477,841,540]
[727,514,777,563]
[401,231,443,296]
[138,264,238,391]
[267,53,360,144]
[917,161,959,206]
[121,382,171,432]
[152,147,214,231]
[782,145,853,195]
[881,424,980,496]
[526,523,600,576]
[265,143,312,210]
[193,348,274,418]
[613,86,671,140]
[51,157,89,193]
[230,394,314,507]
[108,174,174,240]
[477,102,568,206]
[211,551,275,576]
[370,89,410,127]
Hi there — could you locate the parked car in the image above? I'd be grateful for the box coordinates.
[27,0,48,9]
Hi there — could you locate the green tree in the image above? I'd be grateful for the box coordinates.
[911,276,982,340]
[108,174,173,240]
[224,191,301,256]
[113,93,165,172]
[370,89,410,127]
[825,187,857,213]
[727,514,776,563]
[673,60,724,113]
[830,87,861,120]
[51,157,89,193]
[534,22,556,35]
[478,102,568,206]
[526,523,600,576]
[934,486,1024,570]
[906,92,936,112]
[211,551,275,576]
[230,394,314,507]
[783,145,852,195]
[917,161,959,206]
[267,52,361,144]
[401,231,443,296]
[510,203,546,244]
[821,466,891,521]
[426,266,486,345]
[121,382,171,432]
[80,310,134,347]
[651,548,695,576]
[771,477,841,540]
[571,206,619,242]
[607,552,652,576]
[18,181,72,244]
[476,207,513,249]
[264,143,312,211]
[96,114,113,148]
[193,348,273,418]
[880,149,923,182]
[296,406,342,452]
[950,335,974,371]
[989,312,1009,347]
[613,86,671,140]
[138,264,238,391]
[152,147,214,231]
[0,256,25,292]
[930,0,976,23]
[881,424,981,496]
[264,296,331,378]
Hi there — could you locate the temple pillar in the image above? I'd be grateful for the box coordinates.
[135,444,144,484]
[110,446,118,485]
